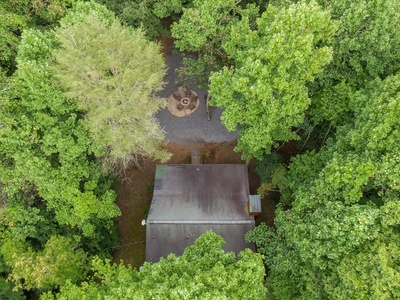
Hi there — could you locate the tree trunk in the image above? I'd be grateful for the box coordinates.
[132,154,142,170]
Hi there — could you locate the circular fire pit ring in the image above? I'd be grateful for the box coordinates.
[180,97,190,106]
[167,87,199,117]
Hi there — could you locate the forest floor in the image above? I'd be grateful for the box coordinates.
[112,141,278,269]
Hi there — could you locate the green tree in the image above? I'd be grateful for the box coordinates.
[0,6,26,75]
[53,2,170,172]
[171,0,260,87]
[309,0,400,126]
[94,0,190,39]
[0,0,77,75]
[43,232,266,300]
[247,73,400,299]
[6,236,88,291]
[1,28,120,235]
[0,27,120,297]
[209,0,336,160]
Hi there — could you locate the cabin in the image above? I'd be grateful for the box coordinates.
[145,164,261,262]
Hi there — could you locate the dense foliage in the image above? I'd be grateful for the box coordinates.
[210,0,336,160]
[0,0,77,75]
[94,0,191,39]
[247,73,400,299]
[309,0,400,125]
[52,2,170,172]
[171,0,260,87]
[1,0,399,298]
[0,2,126,299]
[42,232,266,300]
[244,1,400,299]
[0,7,120,298]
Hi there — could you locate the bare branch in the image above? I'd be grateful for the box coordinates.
[69,34,78,47]
[320,122,332,148]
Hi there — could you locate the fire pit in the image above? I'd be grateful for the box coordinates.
[180,97,190,106]
[167,87,199,117]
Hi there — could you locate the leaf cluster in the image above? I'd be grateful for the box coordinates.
[45,232,267,300]
[171,0,260,88]
[94,0,191,39]
[0,0,77,75]
[0,24,121,296]
[53,3,171,172]
[210,0,337,160]
[249,72,400,299]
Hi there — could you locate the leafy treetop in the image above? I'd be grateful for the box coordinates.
[53,2,170,172]
[210,0,337,160]
[43,231,267,300]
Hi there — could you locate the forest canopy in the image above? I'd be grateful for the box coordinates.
[52,2,170,172]
[1,0,399,299]
[42,232,266,300]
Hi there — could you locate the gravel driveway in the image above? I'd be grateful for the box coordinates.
[155,51,238,144]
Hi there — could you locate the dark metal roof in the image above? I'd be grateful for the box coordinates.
[146,164,255,262]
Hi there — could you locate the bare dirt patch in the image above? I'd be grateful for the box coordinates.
[158,35,174,58]
[112,141,276,268]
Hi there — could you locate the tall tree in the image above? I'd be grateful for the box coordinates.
[0,27,120,296]
[247,73,400,299]
[6,236,88,291]
[43,232,267,300]
[53,2,170,172]
[309,0,400,126]
[209,0,337,160]
[171,0,260,87]
[94,0,190,39]
[0,0,77,75]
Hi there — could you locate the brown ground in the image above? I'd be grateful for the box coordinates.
[158,35,174,58]
[112,141,277,268]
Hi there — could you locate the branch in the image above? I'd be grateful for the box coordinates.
[300,126,315,151]
[1,86,12,93]
[70,34,78,47]
[276,141,286,152]
[320,122,332,148]
[218,0,243,26]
